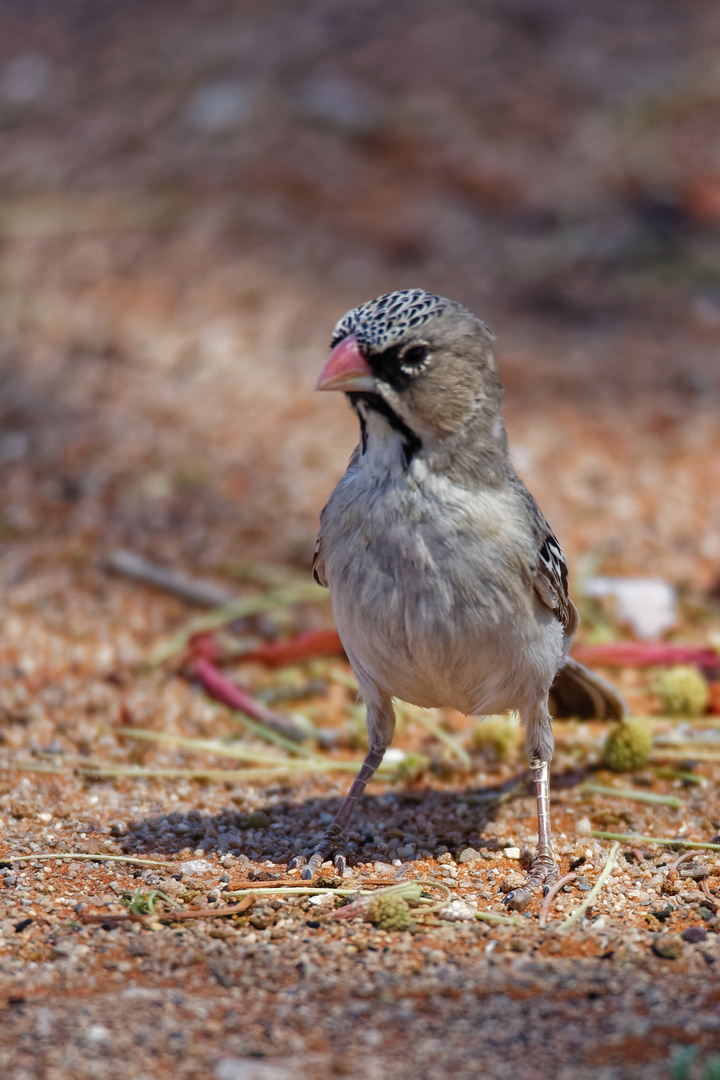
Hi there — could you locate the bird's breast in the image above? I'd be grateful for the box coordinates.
[321,466,558,713]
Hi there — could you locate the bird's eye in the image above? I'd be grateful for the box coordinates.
[399,343,430,375]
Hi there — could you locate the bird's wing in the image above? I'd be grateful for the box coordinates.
[312,529,328,588]
[511,474,579,637]
[534,529,579,636]
[313,445,363,590]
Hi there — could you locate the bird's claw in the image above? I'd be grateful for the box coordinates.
[288,830,347,879]
[502,851,559,912]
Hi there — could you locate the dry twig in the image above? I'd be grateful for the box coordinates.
[105,549,237,607]
[81,895,256,927]
[538,872,578,929]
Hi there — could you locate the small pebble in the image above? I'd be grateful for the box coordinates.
[503,848,521,860]
[179,859,214,877]
[681,927,708,944]
[678,861,711,881]
[248,904,277,930]
[307,893,333,907]
[457,847,483,864]
[373,862,394,878]
[575,818,593,837]
[500,872,526,894]
[652,934,683,959]
[440,900,476,922]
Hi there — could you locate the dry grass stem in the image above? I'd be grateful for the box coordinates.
[0,853,175,869]
[557,843,620,930]
[582,782,683,808]
[591,831,720,852]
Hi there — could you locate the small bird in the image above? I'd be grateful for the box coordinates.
[293,289,625,909]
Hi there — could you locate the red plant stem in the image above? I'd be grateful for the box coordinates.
[571,643,719,669]
[240,629,346,668]
[200,633,719,672]
[189,631,224,662]
[192,655,296,729]
[188,628,346,667]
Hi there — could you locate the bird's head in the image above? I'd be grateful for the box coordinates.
[317,289,505,475]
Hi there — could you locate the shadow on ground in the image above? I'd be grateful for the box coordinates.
[120,776,536,866]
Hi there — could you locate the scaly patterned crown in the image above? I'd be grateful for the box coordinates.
[331,289,451,353]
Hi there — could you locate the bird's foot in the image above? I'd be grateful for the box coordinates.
[287,825,348,880]
[502,850,560,913]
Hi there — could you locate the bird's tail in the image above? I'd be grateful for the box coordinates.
[549,656,626,720]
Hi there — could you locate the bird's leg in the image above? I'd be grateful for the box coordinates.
[288,745,386,879]
[504,757,560,911]
[526,757,559,884]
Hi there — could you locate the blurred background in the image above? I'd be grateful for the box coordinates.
[1,0,719,592]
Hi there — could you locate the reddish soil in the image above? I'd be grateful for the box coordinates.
[1,4,720,1078]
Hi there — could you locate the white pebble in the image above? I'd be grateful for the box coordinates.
[373,862,394,877]
[85,1024,110,1044]
[440,900,476,922]
[179,859,214,877]
[576,817,593,837]
[503,847,521,860]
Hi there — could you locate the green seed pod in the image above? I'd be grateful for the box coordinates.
[603,717,653,772]
[367,893,416,932]
[472,714,521,762]
[391,752,431,783]
[657,666,709,718]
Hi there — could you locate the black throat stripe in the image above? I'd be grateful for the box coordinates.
[347,391,422,469]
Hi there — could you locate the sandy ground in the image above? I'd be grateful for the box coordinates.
[2,3,720,1077]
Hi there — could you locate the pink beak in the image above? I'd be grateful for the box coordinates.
[316,334,376,393]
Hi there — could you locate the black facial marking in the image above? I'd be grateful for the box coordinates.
[358,408,368,454]
[348,391,422,468]
[366,343,414,392]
